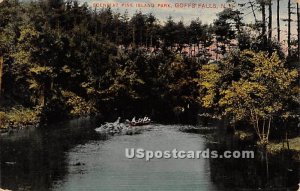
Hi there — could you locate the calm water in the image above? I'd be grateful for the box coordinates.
[0,120,299,191]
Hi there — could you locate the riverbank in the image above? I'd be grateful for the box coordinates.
[233,130,300,160]
[2,113,300,162]
[181,125,300,161]
[267,137,300,160]
[0,106,40,134]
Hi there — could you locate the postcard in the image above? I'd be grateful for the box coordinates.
[0,0,299,190]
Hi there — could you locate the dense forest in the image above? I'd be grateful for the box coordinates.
[0,0,299,148]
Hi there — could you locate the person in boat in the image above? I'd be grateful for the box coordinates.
[131,117,136,123]
[143,116,150,123]
[137,118,143,123]
[143,117,147,122]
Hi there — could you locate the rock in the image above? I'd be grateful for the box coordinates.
[0,188,12,191]
[95,122,148,135]
[73,162,85,166]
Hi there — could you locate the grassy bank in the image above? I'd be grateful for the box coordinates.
[0,106,40,131]
[232,129,300,160]
[267,137,300,160]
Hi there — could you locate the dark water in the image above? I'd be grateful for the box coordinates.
[0,120,299,191]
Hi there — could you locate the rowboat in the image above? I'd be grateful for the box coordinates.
[128,120,151,126]
[126,117,151,127]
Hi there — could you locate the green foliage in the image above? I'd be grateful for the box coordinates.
[199,50,299,145]
[197,63,222,109]
[158,54,200,115]
[0,0,298,132]
[62,91,97,118]
[0,107,40,129]
[0,111,7,128]
[219,51,298,122]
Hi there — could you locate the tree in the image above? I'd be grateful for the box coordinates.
[161,17,177,50]
[259,0,267,44]
[219,50,299,146]
[288,0,291,57]
[213,7,243,56]
[297,3,300,61]
[197,63,221,111]
[277,0,280,42]
[130,12,147,47]
[145,13,157,48]
[97,53,145,115]
[268,0,272,41]
[158,54,200,118]
[187,18,213,58]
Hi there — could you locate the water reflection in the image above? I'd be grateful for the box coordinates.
[0,118,107,191]
[52,124,218,191]
[206,128,299,191]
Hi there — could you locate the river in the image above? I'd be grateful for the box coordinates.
[0,120,299,191]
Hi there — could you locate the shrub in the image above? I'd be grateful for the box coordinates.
[1,106,40,129]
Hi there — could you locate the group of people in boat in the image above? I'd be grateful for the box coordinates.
[126,116,151,126]
[95,116,151,134]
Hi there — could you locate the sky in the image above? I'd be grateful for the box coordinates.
[79,0,297,44]
[80,0,291,24]
[87,0,237,24]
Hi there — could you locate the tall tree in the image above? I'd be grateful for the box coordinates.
[145,13,156,48]
[161,17,177,49]
[277,0,280,42]
[268,0,272,40]
[213,8,239,56]
[130,12,147,47]
[259,0,267,44]
[249,0,258,23]
[288,0,291,57]
[298,3,300,61]
[218,51,298,146]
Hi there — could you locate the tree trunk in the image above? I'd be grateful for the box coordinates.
[297,3,300,61]
[266,117,271,142]
[288,0,291,57]
[286,134,290,149]
[145,29,148,48]
[261,1,267,45]
[285,124,290,150]
[277,0,280,42]
[94,8,98,35]
[268,0,272,41]
[40,86,45,107]
[132,26,136,48]
[0,53,3,97]
[249,0,257,23]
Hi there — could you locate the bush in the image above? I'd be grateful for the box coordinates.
[0,111,8,129]
[0,106,40,129]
